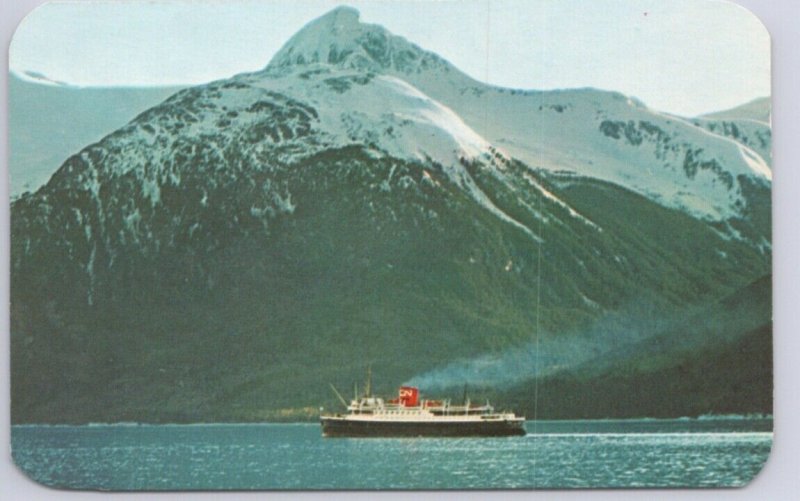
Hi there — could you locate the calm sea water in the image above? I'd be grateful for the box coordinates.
[11,419,772,490]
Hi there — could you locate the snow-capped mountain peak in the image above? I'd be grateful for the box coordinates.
[269,5,363,68]
[259,7,771,224]
[266,6,449,77]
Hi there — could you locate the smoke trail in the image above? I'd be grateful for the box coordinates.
[404,337,599,391]
[405,298,682,391]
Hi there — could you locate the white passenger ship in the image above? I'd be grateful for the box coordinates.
[320,374,525,437]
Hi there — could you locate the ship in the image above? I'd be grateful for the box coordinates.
[320,371,526,437]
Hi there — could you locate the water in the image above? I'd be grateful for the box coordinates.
[11,419,772,490]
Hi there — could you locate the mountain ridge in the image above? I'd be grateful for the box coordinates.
[700,97,770,124]
[254,7,771,224]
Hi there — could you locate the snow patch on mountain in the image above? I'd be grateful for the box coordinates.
[688,116,772,168]
[247,69,495,169]
[738,145,771,178]
[383,76,491,159]
[523,173,600,231]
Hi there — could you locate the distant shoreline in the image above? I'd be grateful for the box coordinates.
[11,414,774,427]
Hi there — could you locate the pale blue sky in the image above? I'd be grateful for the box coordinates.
[9,0,770,116]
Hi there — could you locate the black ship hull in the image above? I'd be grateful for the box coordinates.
[321,417,526,437]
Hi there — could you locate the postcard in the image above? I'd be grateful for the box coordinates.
[9,0,772,490]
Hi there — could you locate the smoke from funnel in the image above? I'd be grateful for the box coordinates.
[405,297,680,391]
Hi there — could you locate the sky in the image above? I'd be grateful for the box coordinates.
[9,0,770,117]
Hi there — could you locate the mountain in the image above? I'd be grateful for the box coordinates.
[261,7,771,223]
[498,275,772,418]
[9,72,183,197]
[685,98,772,166]
[701,97,771,124]
[10,7,771,423]
[686,116,772,168]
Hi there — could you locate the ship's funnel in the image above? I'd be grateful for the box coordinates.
[398,386,419,407]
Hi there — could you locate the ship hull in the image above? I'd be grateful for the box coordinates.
[321,417,526,437]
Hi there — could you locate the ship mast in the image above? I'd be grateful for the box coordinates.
[365,365,372,398]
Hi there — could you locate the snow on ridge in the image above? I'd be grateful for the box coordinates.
[270,70,539,240]
[667,113,771,180]
[738,145,771,180]
[379,76,492,160]
[461,174,543,243]
[523,173,600,231]
[251,69,495,169]
[435,86,770,221]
